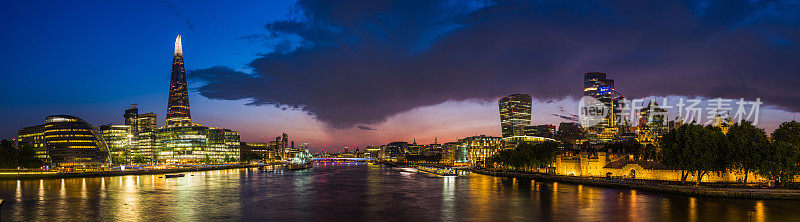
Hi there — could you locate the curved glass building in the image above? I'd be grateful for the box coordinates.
[44,115,110,167]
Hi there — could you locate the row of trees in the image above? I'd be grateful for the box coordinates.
[602,140,658,161]
[0,140,42,169]
[661,121,800,186]
[487,141,559,172]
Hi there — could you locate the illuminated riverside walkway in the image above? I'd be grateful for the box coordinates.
[0,164,253,180]
[472,169,800,200]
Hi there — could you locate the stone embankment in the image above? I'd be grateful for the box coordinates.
[472,169,800,200]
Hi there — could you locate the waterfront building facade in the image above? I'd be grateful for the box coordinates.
[43,115,109,167]
[156,126,240,163]
[241,142,280,160]
[459,135,502,165]
[442,142,461,165]
[98,125,133,164]
[135,113,157,161]
[365,145,380,159]
[382,142,409,160]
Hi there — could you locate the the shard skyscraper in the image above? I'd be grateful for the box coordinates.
[166,35,191,126]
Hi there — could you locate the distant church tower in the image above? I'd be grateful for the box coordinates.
[166,35,191,126]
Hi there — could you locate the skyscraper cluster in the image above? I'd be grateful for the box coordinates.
[583,72,624,143]
[498,94,558,149]
[16,35,241,168]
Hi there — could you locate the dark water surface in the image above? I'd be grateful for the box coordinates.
[0,163,797,221]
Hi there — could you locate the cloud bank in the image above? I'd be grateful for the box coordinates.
[190,0,800,128]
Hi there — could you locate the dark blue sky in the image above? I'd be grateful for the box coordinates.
[2,0,799,150]
[1,0,295,139]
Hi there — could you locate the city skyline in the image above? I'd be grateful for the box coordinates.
[2,1,800,221]
[2,1,799,151]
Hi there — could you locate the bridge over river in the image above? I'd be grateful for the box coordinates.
[312,158,373,162]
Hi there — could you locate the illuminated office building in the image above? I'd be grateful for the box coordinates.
[382,142,409,160]
[98,125,133,164]
[135,113,157,160]
[124,104,139,134]
[499,94,532,138]
[42,115,109,167]
[442,142,461,165]
[459,135,502,166]
[241,142,280,160]
[365,145,380,159]
[17,124,48,164]
[156,126,240,163]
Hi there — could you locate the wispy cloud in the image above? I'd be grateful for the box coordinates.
[357,125,378,131]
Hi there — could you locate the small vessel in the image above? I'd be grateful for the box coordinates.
[285,163,313,170]
[165,174,185,178]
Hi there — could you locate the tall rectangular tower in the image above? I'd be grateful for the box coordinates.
[124,104,139,135]
[583,72,621,143]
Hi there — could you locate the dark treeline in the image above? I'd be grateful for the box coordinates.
[0,139,42,169]
[487,141,559,172]
[662,121,800,187]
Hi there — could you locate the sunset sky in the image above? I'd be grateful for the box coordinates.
[2,0,799,151]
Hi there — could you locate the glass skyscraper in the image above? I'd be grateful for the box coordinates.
[167,35,191,126]
[583,72,623,143]
[499,94,533,138]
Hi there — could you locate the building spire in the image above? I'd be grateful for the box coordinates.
[167,35,190,126]
[175,35,183,56]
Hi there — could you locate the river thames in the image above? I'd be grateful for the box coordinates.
[0,163,797,221]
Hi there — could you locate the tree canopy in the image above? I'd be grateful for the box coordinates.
[726,121,769,184]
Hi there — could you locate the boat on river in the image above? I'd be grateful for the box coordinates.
[285,163,313,170]
[165,174,185,178]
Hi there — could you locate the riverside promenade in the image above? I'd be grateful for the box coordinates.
[0,164,261,181]
[472,168,800,200]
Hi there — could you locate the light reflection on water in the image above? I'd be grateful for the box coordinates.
[0,163,798,221]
